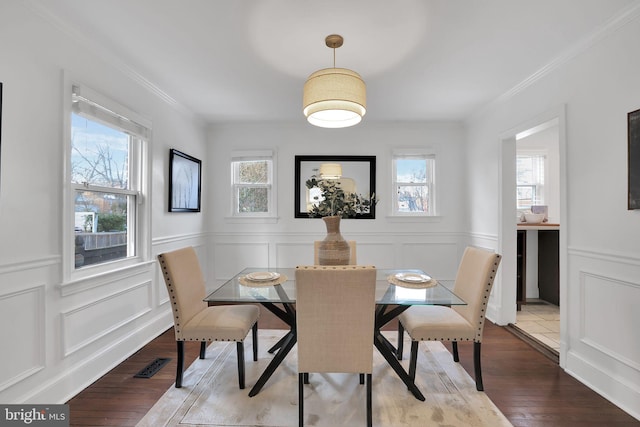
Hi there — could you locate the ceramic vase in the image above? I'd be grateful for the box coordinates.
[318,215,351,265]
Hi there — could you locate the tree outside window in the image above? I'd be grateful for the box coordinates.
[392,155,435,216]
[232,157,273,215]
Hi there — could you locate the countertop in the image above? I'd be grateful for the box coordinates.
[517,223,560,230]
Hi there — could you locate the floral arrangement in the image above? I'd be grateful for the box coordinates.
[305,176,377,218]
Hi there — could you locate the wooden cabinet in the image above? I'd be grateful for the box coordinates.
[538,230,560,305]
[516,227,560,308]
[516,230,527,310]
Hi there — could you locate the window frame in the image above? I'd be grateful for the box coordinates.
[516,149,547,212]
[62,74,151,284]
[391,150,437,217]
[230,150,276,218]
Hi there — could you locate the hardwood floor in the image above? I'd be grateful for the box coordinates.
[67,305,638,426]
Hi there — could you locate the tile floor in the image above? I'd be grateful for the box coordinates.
[514,299,560,352]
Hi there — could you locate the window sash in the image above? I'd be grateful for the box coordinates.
[516,153,546,209]
[392,155,435,216]
[231,157,274,216]
[66,78,149,280]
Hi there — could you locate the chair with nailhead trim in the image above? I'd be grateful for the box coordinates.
[396,246,501,391]
[157,247,259,389]
[296,265,377,427]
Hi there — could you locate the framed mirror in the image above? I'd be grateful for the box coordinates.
[294,155,376,219]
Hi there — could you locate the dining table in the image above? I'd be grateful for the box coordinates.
[204,267,466,401]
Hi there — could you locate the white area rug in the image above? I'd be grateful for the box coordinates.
[137,330,512,427]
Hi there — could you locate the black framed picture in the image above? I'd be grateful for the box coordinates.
[169,149,202,212]
[294,155,376,219]
[629,108,640,210]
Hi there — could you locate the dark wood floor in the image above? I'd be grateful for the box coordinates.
[67,305,639,426]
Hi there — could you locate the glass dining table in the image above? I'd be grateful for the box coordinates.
[204,267,466,401]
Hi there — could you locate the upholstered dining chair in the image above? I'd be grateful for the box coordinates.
[157,247,260,389]
[296,265,377,427]
[396,246,502,391]
[313,240,357,264]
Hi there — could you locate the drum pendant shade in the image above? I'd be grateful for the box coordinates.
[303,35,366,128]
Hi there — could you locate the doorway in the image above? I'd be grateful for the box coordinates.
[498,107,567,367]
[515,120,560,355]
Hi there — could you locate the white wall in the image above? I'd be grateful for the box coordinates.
[465,10,640,420]
[206,121,473,290]
[0,2,207,403]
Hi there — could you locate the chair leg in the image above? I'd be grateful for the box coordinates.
[474,341,484,391]
[200,341,207,359]
[408,341,419,382]
[452,340,459,362]
[397,322,405,360]
[360,373,365,384]
[237,341,245,389]
[303,372,309,384]
[176,341,184,388]
[252,322,259,362]
[298,373,304,427]
[366,373,372,427]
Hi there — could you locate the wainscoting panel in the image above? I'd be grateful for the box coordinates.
[580,271,640,370]
[566,248,640,421]
[213,242,269,280]
[62,281,153,356]
[400,242,459,280]
[353,242,396,268]
[210,233,464,285]
[0,286,45,392]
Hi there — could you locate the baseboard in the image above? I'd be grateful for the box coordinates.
[19,313,173,404]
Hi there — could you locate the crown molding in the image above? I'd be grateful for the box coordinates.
[23,0,195,118]
[470,2,640,122]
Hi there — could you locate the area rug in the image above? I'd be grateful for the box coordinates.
[137,330,512,427]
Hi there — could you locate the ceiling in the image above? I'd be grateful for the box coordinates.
[28,0,639,124]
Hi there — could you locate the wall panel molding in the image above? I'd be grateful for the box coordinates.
[578,270,640,371]
[19,311,172,404]
[0,255,59,275]
[569,246,640,267]
[152,232,209,247]
[0,285,45,392]
[60,260,155,296]
[62,281,153,357]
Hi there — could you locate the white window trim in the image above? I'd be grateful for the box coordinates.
[389,148,439,218]
[227,149,278,221]
[516,149,548,212]
[62,72,152,285]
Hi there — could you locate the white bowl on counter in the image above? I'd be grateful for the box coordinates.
[523,213,546,223]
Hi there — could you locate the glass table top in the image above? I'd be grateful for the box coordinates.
[205,268,466,306]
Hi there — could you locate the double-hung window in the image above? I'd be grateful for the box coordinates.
[516,152,546,211]
[231,150,275,217]
[65,80,150,279]
[392,152,436,216]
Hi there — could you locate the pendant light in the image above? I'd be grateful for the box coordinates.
[303,34,366,128]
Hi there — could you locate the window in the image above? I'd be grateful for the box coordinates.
[65,80,150,278]
[231,150,274,217]
[516,152,546,210]
[392,153,436,216]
